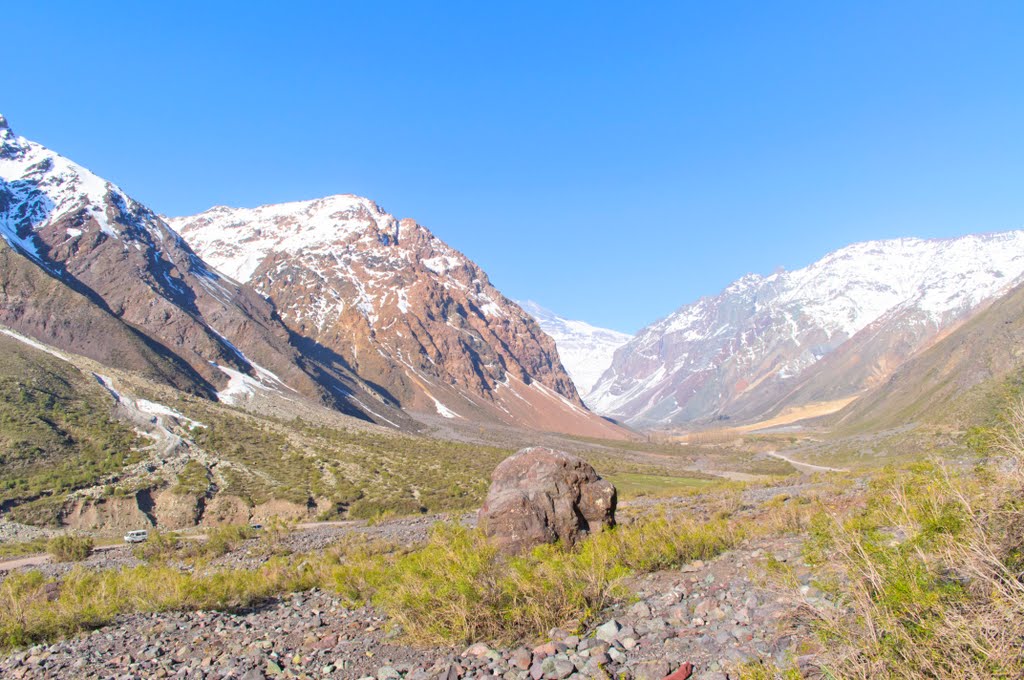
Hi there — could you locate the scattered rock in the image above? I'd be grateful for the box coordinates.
[509,648,532,670]
[633,659,671,680]
[664,662,695,680]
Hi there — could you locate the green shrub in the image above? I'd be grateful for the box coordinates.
[46,535,94,562]
[198,524,257,558]
[172,461,210,498]
[132,530,181,562]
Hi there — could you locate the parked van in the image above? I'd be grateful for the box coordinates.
[123,529,149,544]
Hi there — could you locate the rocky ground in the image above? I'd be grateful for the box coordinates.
[0,487,832,679]
[0,541,823,679]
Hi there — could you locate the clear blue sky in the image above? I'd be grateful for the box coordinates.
[3,2,1023,333]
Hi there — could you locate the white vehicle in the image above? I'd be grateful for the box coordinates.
[123,529,149,544]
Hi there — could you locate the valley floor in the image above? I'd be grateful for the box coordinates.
[6,431,1018,680]
[0,483,835,680]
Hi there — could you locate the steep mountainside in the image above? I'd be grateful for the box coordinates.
[590,233,1024,427]
[170,199,626,439]
[519,301,632,399]
[0,114,403,425]
[830,279,1024,433]
[0,331,145,524]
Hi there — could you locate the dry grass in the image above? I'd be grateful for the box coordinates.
[789,399,1024,679]
[0,556,328,650]
[0,510,746,652]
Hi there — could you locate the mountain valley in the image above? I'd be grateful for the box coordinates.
[2,111,1024,680]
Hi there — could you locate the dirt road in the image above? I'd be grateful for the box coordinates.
[767,450,848,473]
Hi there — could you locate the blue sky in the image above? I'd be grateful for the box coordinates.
[3,2,1023,333]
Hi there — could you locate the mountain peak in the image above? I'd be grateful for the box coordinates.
[0,114,17,149]
[167,194,406,282]
[172,199,630,438]
[518,300,554,321]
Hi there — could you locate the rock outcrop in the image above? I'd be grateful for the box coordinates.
[478,447,616,553]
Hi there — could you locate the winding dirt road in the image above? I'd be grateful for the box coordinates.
[767,450,848,474]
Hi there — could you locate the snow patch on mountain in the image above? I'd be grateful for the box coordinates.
[589,231,1024,426]
[519,301,632,398]
[168,197,508,333]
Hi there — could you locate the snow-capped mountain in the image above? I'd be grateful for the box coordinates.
[0,113,403,423]
[169,199,626,439]
[518,301,632,399]
[589,232,1024,427]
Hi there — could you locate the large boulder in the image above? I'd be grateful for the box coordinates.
[478,447,616,553]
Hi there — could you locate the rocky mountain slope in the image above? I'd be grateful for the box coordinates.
[0,114,402,425]
[170,199,625,438]
[589,233,1024,427]
[829,278,1024,433]
[519,300,632,400]
[0,322,512,528]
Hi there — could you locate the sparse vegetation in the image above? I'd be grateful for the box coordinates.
[0,557,327,650]
[181,405,514,516]
[199,524,258,558]
[605,472,714,498]
[0,505,748,651]
[171,461,211,498]
[131,525,261,563]
[783,400,1024,679]
[0,339,143,524]
[132,530,182,562]
[0,539,51,560]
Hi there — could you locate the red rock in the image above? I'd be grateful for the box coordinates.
[662,662,694,680]
[311,634,337,650]
[531,642,558,658]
